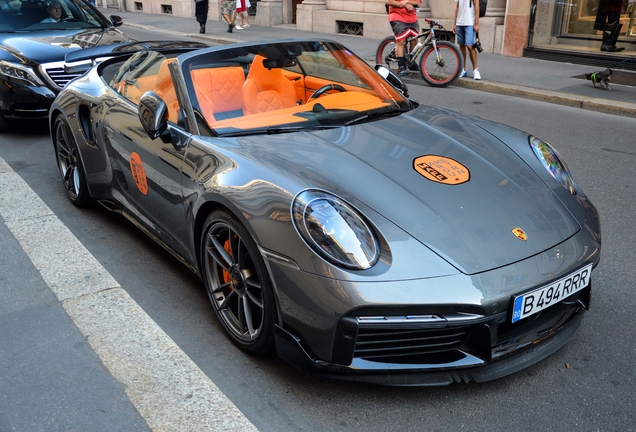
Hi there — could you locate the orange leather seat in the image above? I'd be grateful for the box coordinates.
[242,55,298,115]
[153,58,180,123]
[191,66,245,123]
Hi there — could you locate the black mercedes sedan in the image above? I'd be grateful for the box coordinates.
[0,0,134,132]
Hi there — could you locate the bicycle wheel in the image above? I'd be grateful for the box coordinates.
[419,41,463,87]
[375,36,399,74]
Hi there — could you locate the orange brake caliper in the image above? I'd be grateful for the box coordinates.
[222,238,233,286]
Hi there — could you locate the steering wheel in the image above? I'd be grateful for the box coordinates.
[61,17,78,22]
[309,84,346,99]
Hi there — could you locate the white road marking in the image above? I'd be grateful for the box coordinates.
[0,156,258,431]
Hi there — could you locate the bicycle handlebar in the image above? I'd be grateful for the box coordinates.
[424,18,445,30]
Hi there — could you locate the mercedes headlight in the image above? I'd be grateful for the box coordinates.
[0,60,45,86]
[529,136,576,195]
[292,190,380,270]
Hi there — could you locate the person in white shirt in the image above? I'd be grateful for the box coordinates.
[453,0,481,80]
[41,1,62,23]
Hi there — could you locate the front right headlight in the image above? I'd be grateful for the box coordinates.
[292,189,380,270]
[0,60,45,86]
[529,135,576,195]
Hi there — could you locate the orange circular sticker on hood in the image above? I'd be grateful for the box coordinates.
[413,155,470,185]
[130,152,149,195]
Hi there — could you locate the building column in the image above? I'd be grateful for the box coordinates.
[256,0,284,26]
[296,0,326,31]
[502,0,531,57]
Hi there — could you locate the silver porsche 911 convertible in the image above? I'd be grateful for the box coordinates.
[49,39,601,386]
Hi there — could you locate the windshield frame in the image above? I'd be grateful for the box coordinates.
[178,40,411,137]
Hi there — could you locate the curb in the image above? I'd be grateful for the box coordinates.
[453,78,636,118]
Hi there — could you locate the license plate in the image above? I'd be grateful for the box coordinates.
[511,264,592,323]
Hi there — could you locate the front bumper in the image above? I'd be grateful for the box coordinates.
[275,286,589,386]
[0,79,56,120]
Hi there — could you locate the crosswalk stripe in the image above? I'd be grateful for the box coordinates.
[0,156,258,432]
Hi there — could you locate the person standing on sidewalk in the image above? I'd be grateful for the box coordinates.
[453,0,481,80]
[221,0,237,32]
[194,0,209,33]
[386,0,422,77]
[235,0,250,29]
[594,0,625,52]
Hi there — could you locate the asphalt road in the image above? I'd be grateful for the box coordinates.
[1,27,635,432]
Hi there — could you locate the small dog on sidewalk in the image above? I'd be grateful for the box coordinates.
[585,68,612,90]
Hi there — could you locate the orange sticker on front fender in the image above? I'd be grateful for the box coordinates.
[413,155,470,185]
[130,152,148,195]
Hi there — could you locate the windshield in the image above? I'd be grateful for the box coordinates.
[181,41,411,136]
[0,0,107,32]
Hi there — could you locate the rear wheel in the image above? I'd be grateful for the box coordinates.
[419,41,463,87]
[375,36,399,74]
[200,210,276,354]
[53,114,92,207]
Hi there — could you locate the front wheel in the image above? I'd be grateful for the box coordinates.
[53,113,92,207]
[419,41,463,88]
[375,36,399,74]
[200,210,276,354]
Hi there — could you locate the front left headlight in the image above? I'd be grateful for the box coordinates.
[292,189,380,270]
[529,135,576,195]
[0,60,45,86]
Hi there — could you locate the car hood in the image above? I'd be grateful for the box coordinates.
[0,28,133,64]
[238,105,580,275]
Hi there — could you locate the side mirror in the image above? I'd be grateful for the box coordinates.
[375,64,409,98]
[110,15,123,27]
[138,91,180,147]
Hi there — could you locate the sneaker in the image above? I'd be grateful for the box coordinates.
[409,63,419,72]
[397,67,409,77]
[243,23,250,28]
[227,23,234,33]
[235,25,243,30]
[473,69,481,80]
[459,69,467,78]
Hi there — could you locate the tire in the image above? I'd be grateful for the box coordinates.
[375,36,399,74]
[419,41,463,88]
[53,114,92,207]
[200,210,276,354]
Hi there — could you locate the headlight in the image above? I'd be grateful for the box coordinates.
[529,136,576,195]
[292,190,380,270]
[0,60,45,86]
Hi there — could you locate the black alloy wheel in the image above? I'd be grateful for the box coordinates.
[201,210,276,354]
[53,114,92,207]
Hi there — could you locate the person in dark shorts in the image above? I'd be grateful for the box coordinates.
[194,0,209,34]
[387,0,422,76]
[594,0,625,52]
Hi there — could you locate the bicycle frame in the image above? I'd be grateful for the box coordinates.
[376,17,462,87]
[407,21,442,64]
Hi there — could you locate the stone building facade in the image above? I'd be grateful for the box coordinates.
[118,0,635,59]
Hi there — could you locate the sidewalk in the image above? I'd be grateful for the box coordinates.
[104,7,636,118]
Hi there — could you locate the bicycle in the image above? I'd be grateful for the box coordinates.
[376,19,463,88]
